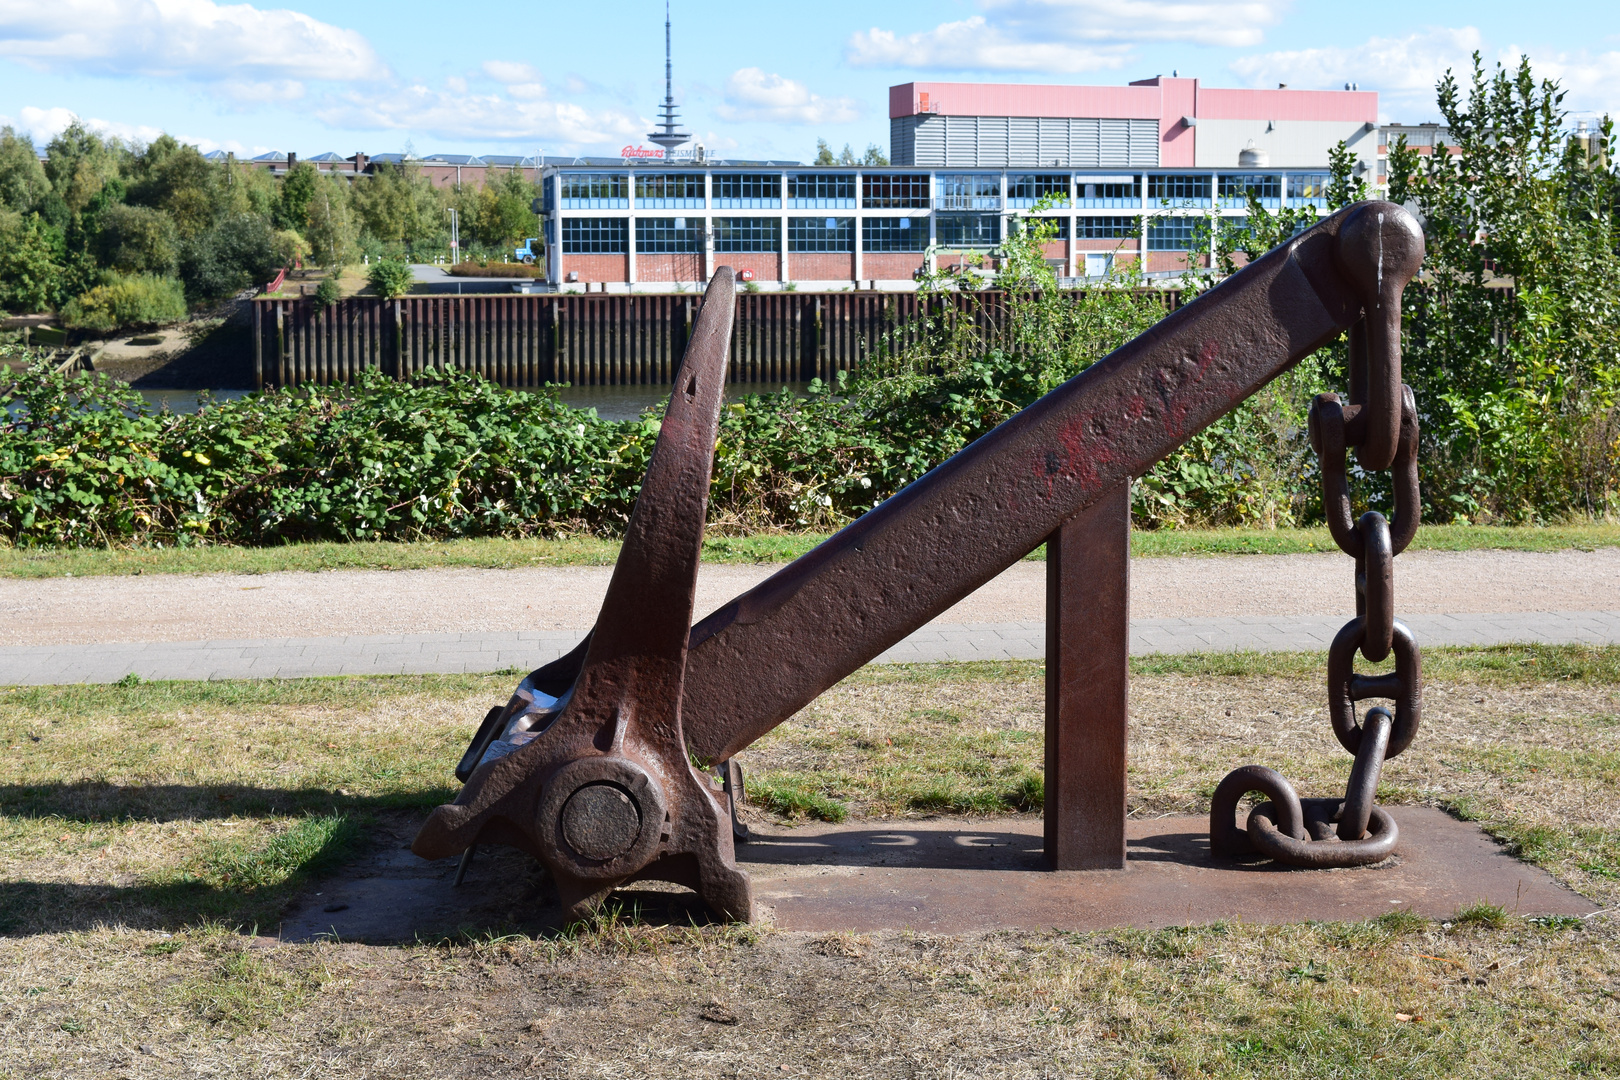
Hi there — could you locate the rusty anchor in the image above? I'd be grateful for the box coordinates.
[416,201,1427,918]
[414,268,750,919]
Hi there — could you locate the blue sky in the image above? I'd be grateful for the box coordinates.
[0,0,1616,161]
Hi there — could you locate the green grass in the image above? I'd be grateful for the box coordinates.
[1,521,1615,578]
[0,652,1616,1077]
[193,813,362,892]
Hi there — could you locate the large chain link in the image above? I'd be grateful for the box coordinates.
[1210,340,1424,869]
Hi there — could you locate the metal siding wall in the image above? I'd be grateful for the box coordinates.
[1073,119,1101,168]
[1099,120,1132,167]
[1008,117,1039,166]
[1038,118,1070,167]
[980,116,1010,167]
[1130,119,1161,167]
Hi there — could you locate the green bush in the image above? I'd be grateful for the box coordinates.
[313,276,341,308]
[59,272,186,332]
[179,212,280,301]
[366,258,414,299]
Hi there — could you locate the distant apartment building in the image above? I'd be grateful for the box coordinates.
[237,150,541,186]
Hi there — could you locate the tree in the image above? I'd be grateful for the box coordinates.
[43,121,123,215]
[813,139,835,166]
[470,167,539,249]
[275,161,319,233]
[93,203,179,276]
[861,144,889,167]
[1326,140,1368,209]
[125,135,222,238]
[0,127,50,214]
[303,174,358,269]
[178,212,280,301]
[1389,53,1620,520]
[0,212,67,313]
[350,160,444,250]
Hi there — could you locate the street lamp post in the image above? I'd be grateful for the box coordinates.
[445,207,460,265]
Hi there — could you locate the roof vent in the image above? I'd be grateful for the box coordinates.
[1238,140,1270,168]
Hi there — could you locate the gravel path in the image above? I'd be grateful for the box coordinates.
[2,548,1613,648]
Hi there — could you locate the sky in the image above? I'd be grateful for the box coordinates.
[0,0,1616,163]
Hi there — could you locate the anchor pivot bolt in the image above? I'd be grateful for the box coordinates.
[561,782,643,861]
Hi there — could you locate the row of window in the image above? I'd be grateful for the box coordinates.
[556,172,1334,210]
[563,217,937,254]
[563,215,1263,253]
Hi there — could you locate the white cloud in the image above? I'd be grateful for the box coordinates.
[848,0,1290,72]
[1231,27,1482,98]
[716,68,860,125]
[317,83,644,146]
[0,0,387,82]
[1228,28,1620,121]
[482,60,539,85]
[1506,47,1620,118]
[0,105,241,153]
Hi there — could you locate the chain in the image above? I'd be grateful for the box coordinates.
[1210,350,1424,869]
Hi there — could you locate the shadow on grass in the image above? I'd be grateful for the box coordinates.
[0,781,457,823]
[0,807,384,937]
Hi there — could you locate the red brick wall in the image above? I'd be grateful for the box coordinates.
[713,253,780,282]
[636,253,705,282]
[1146,251,1208,272]
[1041,240,1068,260]
[1074,238,1136,251]
[936,252,989,271]
[863,252,928,280]
[560,253,629,283]
[787,252,854,282]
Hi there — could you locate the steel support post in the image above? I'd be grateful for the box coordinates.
[1044,480,1130,870]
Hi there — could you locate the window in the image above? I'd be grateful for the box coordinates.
[1077,178,1140,208]
[714,173,781,208]
[636,217,702,254]
[788,217,853,253]
[1147,174,1211,205]
[560,173,628,208]
[1012,216,1069,240]
[787,173,856,208]
[862,217,925,252]
[1146,216,1200,251]
[1008,174,1069,207]
[713,217,780,252]
[935,213,1001,247]
[935,174,1000,210]
[1289,173,1330,206]
[634,172,704,208]
[562,217,628,254]
[863,173,929,209]
[1076,216,1138,239]
[1218,173,1281,209]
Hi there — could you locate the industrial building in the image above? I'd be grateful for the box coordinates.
[527,75,1382,293]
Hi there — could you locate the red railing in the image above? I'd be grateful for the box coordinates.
[265,267,287,295]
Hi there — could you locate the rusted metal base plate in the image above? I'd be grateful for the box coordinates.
[278,809,1593,943]
[743,809,1596,933]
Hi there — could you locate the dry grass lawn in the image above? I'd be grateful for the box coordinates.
[1,646,1616,1077]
